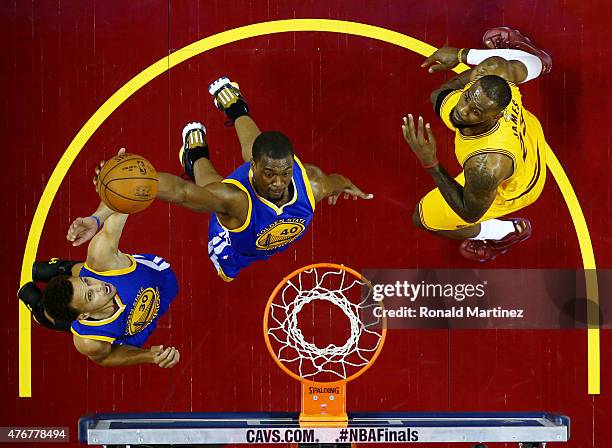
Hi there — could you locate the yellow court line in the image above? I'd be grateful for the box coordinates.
[544,150,599,394]
[19,19,599,397]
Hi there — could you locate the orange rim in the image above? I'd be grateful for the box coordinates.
[263,262,387,384]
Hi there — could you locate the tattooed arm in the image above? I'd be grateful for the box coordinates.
[428,153,513,222]
[402,114,513,223]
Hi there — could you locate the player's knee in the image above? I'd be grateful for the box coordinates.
[480,56,506,69]
[412,206,424,229]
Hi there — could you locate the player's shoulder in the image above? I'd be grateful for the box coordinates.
[209,179,251,219]
[72,333,111,357]
[84,252,133,275]
[431,88,458,116]
[437,88,465,130]
[212,179,250,198]
[303,163,322,179]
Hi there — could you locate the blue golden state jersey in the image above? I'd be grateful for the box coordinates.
[208,156,316,281]
[71,254,179,347]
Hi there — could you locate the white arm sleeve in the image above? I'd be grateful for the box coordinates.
[466,49,543,82]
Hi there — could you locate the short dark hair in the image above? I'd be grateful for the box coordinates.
[479,75,512,110]
[252,131,294,162]
[42,275,79,322]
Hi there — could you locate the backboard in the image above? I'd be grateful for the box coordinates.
[79,411,569,446]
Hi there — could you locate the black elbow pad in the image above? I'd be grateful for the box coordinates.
[17,282,71,333]
[32,259,81,282]
[434,89,455,116]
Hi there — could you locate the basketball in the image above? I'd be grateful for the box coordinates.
[97,153,158,214]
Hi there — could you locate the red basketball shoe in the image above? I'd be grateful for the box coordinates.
[482,27,552,74]
[459,218,532,262]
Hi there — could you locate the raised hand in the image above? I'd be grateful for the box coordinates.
[402,115,438,168]
[67,148,126,246]
[421,47,462,73]
[93,147,126,191]
[328,182,373,205]
[66,216,100,246]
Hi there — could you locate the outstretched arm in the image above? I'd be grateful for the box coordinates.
[422,47,480,108]
[85,212,131,271]
[83,151,133,270]
[66,148,127,247]
[402,115,513,223]
[66,202,116,247]
[423,46,541,108]
[304,164,373,205]
[234,116,262,163]
[73,336,180,368]
[157,173,247,215]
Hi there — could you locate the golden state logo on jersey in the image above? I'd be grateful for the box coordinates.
[126,287,160,335]
[256,218,306,250]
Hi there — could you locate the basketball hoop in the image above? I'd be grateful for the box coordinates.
[263,263,387,427]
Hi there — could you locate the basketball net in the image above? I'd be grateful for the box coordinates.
[264,263,386,427]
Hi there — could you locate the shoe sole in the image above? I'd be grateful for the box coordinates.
[178,145,186,167]
[208,76,231,95]
[180,122,207,174]
[209,77,242,110]
[181,121,206,145]
[461,218,531,262]
[482,27,552,73]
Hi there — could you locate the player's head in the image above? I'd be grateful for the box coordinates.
[42,275,117,321]
[251,131,295,202]
[450,75,512,129]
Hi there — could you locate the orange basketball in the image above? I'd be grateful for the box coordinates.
[97,153,158,214]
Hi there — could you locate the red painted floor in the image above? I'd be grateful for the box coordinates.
[2,1,612,447]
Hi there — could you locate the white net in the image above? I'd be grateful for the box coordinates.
[266,266,384,381]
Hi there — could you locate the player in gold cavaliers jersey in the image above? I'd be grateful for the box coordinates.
[403,28,552,261]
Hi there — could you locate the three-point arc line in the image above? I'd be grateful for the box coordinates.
[18,19,599,397]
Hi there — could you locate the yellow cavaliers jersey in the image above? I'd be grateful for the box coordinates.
[439,81,546,202]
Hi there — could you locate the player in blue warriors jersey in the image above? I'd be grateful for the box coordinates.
[152,76,373,281]
[18,162,180,368]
